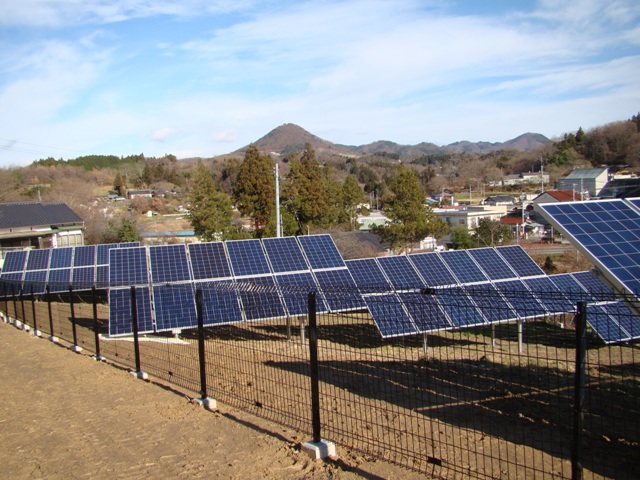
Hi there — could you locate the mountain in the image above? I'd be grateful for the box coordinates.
[233,124,550,159]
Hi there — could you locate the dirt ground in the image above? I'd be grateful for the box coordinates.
[0,319,428,480]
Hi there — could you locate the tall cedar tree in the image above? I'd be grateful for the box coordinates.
[232,145,276,235]
[342,174,363,229]
[113,172,127,196]
[285,143,328,232]
[187,161,234,241]
[375,166,448,252]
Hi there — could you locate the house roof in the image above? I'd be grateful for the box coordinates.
[500,216,523,225]
[534,190,577,202]
[561,167,607,180]
[0,202,83,230]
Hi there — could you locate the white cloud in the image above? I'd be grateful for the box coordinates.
[151,127,176,142]
[212,130,238,143]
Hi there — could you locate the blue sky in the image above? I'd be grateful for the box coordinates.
[1,0,639,166]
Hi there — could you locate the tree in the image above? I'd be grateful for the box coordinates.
[113,172,127,196]
[342,174,363,229]
[113,218,140,242]
[450,224,476,249]
[187,160,234,241]
[473,218,511,247]
[543,255,557,274]
[373,166,448,252]
[232,145,276,235]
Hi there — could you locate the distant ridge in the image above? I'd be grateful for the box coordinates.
[232,123,550,158]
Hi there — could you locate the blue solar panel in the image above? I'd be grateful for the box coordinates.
[439,250,488,284]
[153,284,197,332]
[236,276,286,321]
[0,272,24,290]
[436,287,486,328]
[496,245,545,277]
[119,242,140,248]
[523,276,574,314]
[494,279,547,317]
[468,248,517,281]
[96,265,109,289]
[72,267,95,289]
[587,304,630,343]
[274,272,327,315]
[188,242,231,280]
[196,281,244,325]
[23,270,47,295]
[149,245,191,284]
[97,243,119,265]
[600,302,640,339]
[400,292,452,332]
[2,250,28,272]
[313,268,365,311]
[363,294,418,338]
[571,271,616,302]
[537,199,640,294]
[345,258,392,292]
[109,247,149,287]
[548,273,590,300]
[465,283,518,323]
[407,252,457,287]
[108,287,154,336]
[376,256,425,290]
[73,245,96,267]
[298,234,345,269]
[49,247,73,269]
[226,239,271,276]
[26,249,50,271]
[47,268,71,293]
[262,236,309,273]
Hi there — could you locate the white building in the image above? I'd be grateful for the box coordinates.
[555,167,609,198]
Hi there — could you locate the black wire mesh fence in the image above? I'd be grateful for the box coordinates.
[1,279,638,479]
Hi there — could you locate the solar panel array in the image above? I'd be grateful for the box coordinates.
[346,245,637,343]
[0,242,140,294]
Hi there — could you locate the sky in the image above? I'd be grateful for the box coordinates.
[1,0,639,167]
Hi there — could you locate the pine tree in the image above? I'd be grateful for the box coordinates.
[187,161,234,241]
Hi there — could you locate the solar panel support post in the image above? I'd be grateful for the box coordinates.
[30,285,41,337]
[20,288,29,332]
[129,286,147,380]
[571,301,587,480]
[2,282,8,321]
[91,287,105,361]
[192,288,216,411]
[517,320,523,354]
[69,286,82,353]
[299,317,306,346]
[423,333,428,355]
[491,324,496,347]
[11,283,19,327]
[302,291,336,460]
[46,285,58,343]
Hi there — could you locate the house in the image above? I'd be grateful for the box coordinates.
[0,202,84,261]
[555,167,609,198]
[531,189,582,205]
[483,195,518,207]
[127,189,153,200]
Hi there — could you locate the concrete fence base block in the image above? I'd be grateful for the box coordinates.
[130,371,148,380]
[70,345,83,353]
[13,319,22,329]
[92,355,106,362]
[191,397,217,411]
[22,323,31,332]
[49,336,59,343]
[32,329,42,337]
[302,439,336,460]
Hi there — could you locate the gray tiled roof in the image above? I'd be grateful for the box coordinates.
[0,202,83,230]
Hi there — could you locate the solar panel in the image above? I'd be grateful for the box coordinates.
[363,293,418,338]
[119,242,141,248]
[96,265,109,289]
[153,284,198,332]
[496,245,545,277]
[49,247,73,269]
[108,287,154,336]
[345,258,392,292]
[600,302,640,339]
[548,273,590,300]
[400,292,453,332]
[464,283,518,323]
[494,279,548,317]
[439,250,488,284]
[536,199,640,295]
[23,270,47,295]
[274,272,327,315]
[586,304,630,343]
[2,250,28,273]
[149,244,191,284]
[188,242,231,280]
[97,243,119,265]
[468,248,517,281]
[109,247,149,287]
[523,276,574,314]
[436,286,487,328]
[196,281,244,325]
[73,245,96,267]
[313,268,365,311]
[407,252,457,287]
[25,249,50,271]
[47,268,71,293]
[377,256,425,290]
[298,234,345,269]
[226,239,271,277]
[72,266,95,289]
[571,271,616,302]
[262,236,309,273]
[236,276,286,321]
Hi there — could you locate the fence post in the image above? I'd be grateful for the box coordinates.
[46,285,58,343]
[69,285,82,353]
[30,285,41,337]
[11,283,19,326]
[572,301,587,480]
[20,287,29,331]
[193,288,216,410]
[301,291,336,460]
[129,286,147,380]
[91,286,105,361]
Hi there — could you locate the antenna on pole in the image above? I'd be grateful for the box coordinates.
[275,164,281,237]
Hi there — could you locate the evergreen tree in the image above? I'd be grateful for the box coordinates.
[232,145,276,235]
[473,218,511,247]
[187,160,234,241]
[342,174,363,229]
[113,172,127,196]
[450,224,476,249]
[111,218,139,242]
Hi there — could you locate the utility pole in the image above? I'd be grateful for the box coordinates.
[275,164,281,237]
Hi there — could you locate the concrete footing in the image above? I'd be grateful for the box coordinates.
[92,355,106,362]
[70,345,83,353]
[130,371,148,380]
[191,397,217,411]
[32,329,42,337]
[49,335,59,343]
[13,319,22,329]
[22,323,30,332]
[301,439,336,460]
